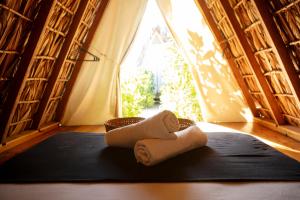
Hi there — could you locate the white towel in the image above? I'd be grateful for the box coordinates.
[134,125,207,166]
[104,110,180,148]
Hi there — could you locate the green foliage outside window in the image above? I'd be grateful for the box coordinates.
[160,45,202,122]
[121,69,155,117]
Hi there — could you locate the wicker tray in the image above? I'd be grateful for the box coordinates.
[178,118,195,130]
[104,117,195,132]
[104,117,145,132]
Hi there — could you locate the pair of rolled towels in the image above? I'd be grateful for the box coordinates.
[104,110,208,166]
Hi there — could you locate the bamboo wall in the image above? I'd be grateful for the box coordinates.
[38,0,103,127]
[197,0,300,135]
[269,0,300,125]
[0,0,109,144]
[0,0,43,124]
[206,0,275,121]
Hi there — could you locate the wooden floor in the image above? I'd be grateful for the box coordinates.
[0,122,299,200]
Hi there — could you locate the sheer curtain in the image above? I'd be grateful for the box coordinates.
[156,0,252,122]
[62,0,148,125]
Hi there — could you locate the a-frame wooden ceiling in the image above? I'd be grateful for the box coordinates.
[0,0,300,145]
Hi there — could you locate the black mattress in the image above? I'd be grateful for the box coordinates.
[0,131,299,182]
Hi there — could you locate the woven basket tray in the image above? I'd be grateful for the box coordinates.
[104,117,195,132]
[104,117,145,132]
[178,118,195,130]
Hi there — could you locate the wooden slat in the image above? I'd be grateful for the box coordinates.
[254,117,300,142]
[244,20,261,32]
[234,55,245,61]
[264,69,282,76]
[249,91,261,95]
[46,26,66,37]
[35,56,56,60]
[254,47,273,55]
[195,0,258,117]
[289,40,300,46]
[0,1,56,145]
[219,0,285,125]
[0,4,33,22]
[242,74,254,78]
[0,50,19,54]
[9,119,32,126]
[275,0,300,14]
[32,0,92,129]
[56,1,74,15]
[216,16,226,25]
[284,114,300,121]
[56,0,110,121]
[253,0,300,116]
[233,0,243,10]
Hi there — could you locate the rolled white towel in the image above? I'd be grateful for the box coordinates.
[105,110,179,148]
[134,125,207,166]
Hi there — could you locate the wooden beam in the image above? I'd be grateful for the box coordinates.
[252,0,300,112]
[0,124,58,164]
[32,0,92,129]
[254,117,300,142]
[219,0,285,125]
[195,0,259,117]
[56,0,110,121]
[0,1,56,144]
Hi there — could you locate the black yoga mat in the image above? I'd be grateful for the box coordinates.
[0,131,299,182]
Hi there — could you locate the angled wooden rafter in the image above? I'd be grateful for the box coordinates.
[56,0,110,122]
[0,1,56,144]
[196,0,258,117]
[32,0,92,129]
[252,0,300,113]
[219,0,285,125]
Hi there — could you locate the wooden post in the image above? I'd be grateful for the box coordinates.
[0,1,56,144]
[32,0,91,129]
[195,0,258,117]
[56,0,110,122]
[252,0,300,113]
[219,0,285,125]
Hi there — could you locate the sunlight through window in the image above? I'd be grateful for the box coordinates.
[120,0,202,121]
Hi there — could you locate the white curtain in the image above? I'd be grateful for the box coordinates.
[62,0,148,125]
[156,0,252,122]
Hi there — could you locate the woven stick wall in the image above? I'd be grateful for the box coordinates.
[0,0,43,121]
[206,0,275,121]
[269,0,300,126]
[204,0,300,128]
[0,0,109,144]
[227,0,300,127]
[40,0,104,126]
[5,0,81,139]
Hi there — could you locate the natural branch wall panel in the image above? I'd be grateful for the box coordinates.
[0,0,43,119]
[0,0,55,144]
[228,0,300,127]
[205,0,275,121]
[196,0,258,117]
[31,0,92,128]
[220,0,286,125]
[56,0,109,122]
[2,0,81,141]
[42,0,108,126]
[268,0,300,127]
